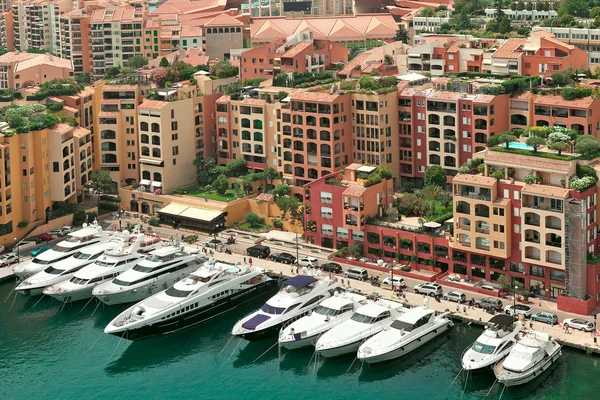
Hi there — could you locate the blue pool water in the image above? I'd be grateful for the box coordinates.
[507,142,534,150]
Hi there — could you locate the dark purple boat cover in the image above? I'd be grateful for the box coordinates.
[242,314,271,330]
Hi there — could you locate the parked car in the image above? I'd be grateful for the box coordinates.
[413,283,443,297]
[246,244,271,259]
[474,297,503,311]
[443,291,466,303]
[563,318,595,332]
[297,256,318,268]
[19,237,42,246]
[30,245,51,257]
[205,239,222,248]
[320,262,343,273]
[382,277,407,288]
[0,252,19,266]
[270,252,297,264]
[531,312,559,325]
[39,233,54,242]
[504,304,533,318]
[49,226,73,237]
[345,267,369,281]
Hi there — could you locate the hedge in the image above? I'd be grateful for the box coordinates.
[490,147,576,161]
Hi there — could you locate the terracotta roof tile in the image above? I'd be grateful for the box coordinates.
[533,94,594,108]
[204,13,242,27]
[281,42,312,58]
[522,184,569,198]
[452,174,497,186]
[492,38,525,59]
[140,100,169,109]
[343,186,366,196]
[338,52,371,77]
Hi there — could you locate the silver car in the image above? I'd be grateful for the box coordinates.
[414,283,443,296]
[563,318,595,332]
[443,291,466,303]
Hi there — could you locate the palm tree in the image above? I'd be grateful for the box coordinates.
[394,27,409,44]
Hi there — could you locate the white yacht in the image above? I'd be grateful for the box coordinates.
[43,232,162,303]
[357,304,453,364]
[494,331,561,387]
[462,314,521,371]
[14,222,106,278]
[16,237,122,296]
[315,299,404,358]
[279,291,367,350]
[231,272,337,341]
[105,260,280,340]
[92,245,201,305]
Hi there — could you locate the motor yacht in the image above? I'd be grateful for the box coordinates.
[315,299,404,358]
[494,331,561,387]
[357,304,453,364]
[104,260,279,340]
[92,245,201,305]
[279,291,367,350]
[14,221,106,278]
[16,236,122,296]
[43,232,162,303]
[462,314,521,371]
[231,272,337,341]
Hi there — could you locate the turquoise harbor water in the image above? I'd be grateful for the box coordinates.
[0,279,598,400]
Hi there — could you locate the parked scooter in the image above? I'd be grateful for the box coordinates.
[370,276,381,287]
[226,236,236,245]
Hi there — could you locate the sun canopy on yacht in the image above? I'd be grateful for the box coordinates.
[488,314,515,327]
[242,314,270,330]
[284,276,318,287]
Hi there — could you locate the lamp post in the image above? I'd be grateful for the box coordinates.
[513,284,518,318]
[295,231,299,265]
[14,237,19,264]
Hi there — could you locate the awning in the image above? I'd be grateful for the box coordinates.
[152,181,162,187]
[157,202,225,223]
[493,61,508,67]
[356,165,376,173]
[139,158,163,165]
[408,53,421,57]
[139,179,151,186]
[157,202,189,216]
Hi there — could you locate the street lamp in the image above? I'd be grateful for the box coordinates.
[14,237,19,264]
[513,285,519,318]
[295,231,299,265]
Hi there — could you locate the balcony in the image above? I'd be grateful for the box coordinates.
[320,211,333,219]
[344,203,364,212]
[456,189,491,202]
[534,107,550,116]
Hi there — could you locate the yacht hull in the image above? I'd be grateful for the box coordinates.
[280,332,321,350]
[317,336,371,358]
[14,265,44,279]
[16,286,45,296]
[359,320,452,364]
[45,285,96,303]
[107,279,279,341]
[496,348,562,387]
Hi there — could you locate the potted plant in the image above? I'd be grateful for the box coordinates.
[522,290,530,302]
[560,177,566,187]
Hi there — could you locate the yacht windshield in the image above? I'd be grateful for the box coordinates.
[283,283,314,296]
[64,235,84,243]
[350,313,376,324]
[133,263,160,273]
[69,277,89,285]
[95,260,116,267]
[112,278,132,287]
[165,286,193,298]
[72,252,91,260]
[52,245,73,253]
[314,306,340,316]
[261,303,286,314]
[472,341,496,354]
[32,258,52,265]
[44,266,65,275]
[391,320,414,332]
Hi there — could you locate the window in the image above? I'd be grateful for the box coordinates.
[172,146,179,156]
[510,262,524,273]
[493,207,505,216]
[530,266,545,277]
[513,208,520,217]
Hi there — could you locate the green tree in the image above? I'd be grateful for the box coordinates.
[592,7,600,18]
[495,0,505,21]
[244,212,265,228]
[560,13,575,26]
[498,16,513,34]
[213,59,238,78]
[159,57,169,68]
[125,55,149,69]
[272,184,291,198]
[193,157,222,187]
[558,0,589,17]
[90,169,114,208]
[213,174,229,195]
[424,165,447,187]
[486,19,500,32]
[75,72,91,86]
[526,2,534,10]
[262,166,279,190]
[223,159,246,177]
[453,11,472,31]
[104,67,121,79]
[6,114,26,128]
[516,0,525,10]
[275,196,300,219]
[498,133,517,148]
[420,7,435,17]
[575,135,600,156]
[549,141,570,155]
[510,2,517,11]
[277,91,288,101]
[394,26,409,44]
[526,136,546,152]
[358,75,379,90]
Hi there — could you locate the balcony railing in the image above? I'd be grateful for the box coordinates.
[344,204,364,211]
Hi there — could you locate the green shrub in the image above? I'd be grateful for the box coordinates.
[273,219,283,229]
[492,171,504,180]
[401,265,411,272]
[100,194,121,202]
[72,210,86,226]
[85,211,98,222]
[47,103,64,113]
[148,216,160,226]
[184,235,198,244]
[17,221,28,228]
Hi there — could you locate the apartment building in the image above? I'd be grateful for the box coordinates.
[0,10,14,51]
[97,83,145,188]
[12,0,73,52]
[90,7,146,79]
[444,39,499,74]
[484,8,557,22]
[241,0,354,17]
[406,37,449,76]
[304,164,394,249]
[250,15,398,49]
[240,30,347,82]
[137,84,203,195]
[0,52,73,89]
[532,95,600,137]
[452,148,599,313]
[57,8,91,76]
[202,13,243,60]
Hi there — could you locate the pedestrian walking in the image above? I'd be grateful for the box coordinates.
[296,266,299,274]
[249,257,253,266]
[244,257,246,263]
[291,266,294,275]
